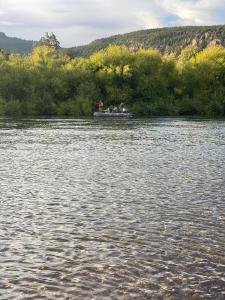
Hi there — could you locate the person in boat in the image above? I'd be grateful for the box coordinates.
[119,103,124,112]
[97,100,104,112]
[108,105,113,113]
[112,106,119,113]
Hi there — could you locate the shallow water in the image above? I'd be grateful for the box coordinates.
[0,118,225,299]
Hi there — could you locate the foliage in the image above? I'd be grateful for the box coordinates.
[0,44,224,117]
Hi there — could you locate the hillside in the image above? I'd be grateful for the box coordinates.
[66,25,225,57]
[1,25,225,57]
[0,32,34,54]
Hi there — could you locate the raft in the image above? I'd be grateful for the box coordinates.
[93,111,133,118]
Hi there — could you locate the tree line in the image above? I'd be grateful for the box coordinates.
[0,38,225,117]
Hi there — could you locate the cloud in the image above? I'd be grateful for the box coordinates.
[0,21,22,26]
[162,0,225,25]
[0,0,224,46]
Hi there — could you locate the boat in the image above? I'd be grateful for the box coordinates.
[94,102,133,118]
[93,111,133,118]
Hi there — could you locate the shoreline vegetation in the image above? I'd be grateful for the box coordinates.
[0,42,225,117]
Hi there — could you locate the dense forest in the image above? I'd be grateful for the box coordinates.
[0,42,225,117]
[66,25,225,57]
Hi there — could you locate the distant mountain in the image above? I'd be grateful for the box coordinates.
[1,24,225,57]
[66,25,225,58]
[0,32,34,54]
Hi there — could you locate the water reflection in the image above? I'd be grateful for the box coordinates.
[0,118,225,299]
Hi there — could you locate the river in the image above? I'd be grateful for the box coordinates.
[0,118,225,299]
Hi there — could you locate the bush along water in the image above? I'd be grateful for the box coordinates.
[0,43,225,117]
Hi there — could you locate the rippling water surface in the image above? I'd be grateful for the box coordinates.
[0,118,225,299]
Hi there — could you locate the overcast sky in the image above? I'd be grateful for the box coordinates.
[0,0,225,47]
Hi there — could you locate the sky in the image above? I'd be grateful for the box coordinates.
[0,0,225,47]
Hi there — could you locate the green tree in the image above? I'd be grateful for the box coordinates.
[35,32,60,50]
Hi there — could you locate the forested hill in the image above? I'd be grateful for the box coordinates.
[0,32,34,54]
[66,25,225,57]
[1,25,225,56]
